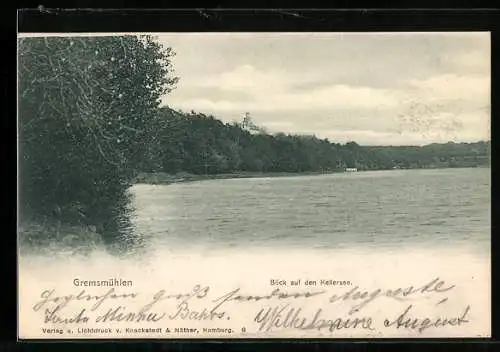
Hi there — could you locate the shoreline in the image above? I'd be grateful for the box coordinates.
[132,166,488,186]
[132,170,340,185]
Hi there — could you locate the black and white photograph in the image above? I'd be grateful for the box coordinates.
[18,32,490,339]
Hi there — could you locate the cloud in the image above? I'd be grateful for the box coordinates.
[286,84,399,109]
[170,64,400,113]
[448,49,490,73]
[158,33,490,145]
[195,65,286,92]
[264,121,296,128]
[406,73,490,104]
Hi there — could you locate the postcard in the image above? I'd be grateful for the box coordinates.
[17,31,491,339]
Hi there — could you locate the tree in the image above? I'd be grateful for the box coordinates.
[18,35,178,233]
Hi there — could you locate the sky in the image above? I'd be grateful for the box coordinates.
[156,32,490,146]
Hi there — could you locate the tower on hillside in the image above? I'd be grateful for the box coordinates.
[241,112,264,134]
[241,112,252,130]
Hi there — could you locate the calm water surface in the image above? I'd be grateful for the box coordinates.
[18,167,491,339]
[128,168,490,255]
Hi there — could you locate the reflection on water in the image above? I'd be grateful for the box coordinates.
[91,190,144,256]
[18,188,146,258]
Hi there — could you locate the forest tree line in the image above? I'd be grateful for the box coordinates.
[137,107,490,175]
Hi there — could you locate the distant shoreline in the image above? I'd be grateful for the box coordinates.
[133,171,335,185]
[133,166,488,185]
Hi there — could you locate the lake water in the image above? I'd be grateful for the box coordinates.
[18,167,491,338]
[129,168,490,256]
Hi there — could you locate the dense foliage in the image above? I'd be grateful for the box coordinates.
[18,35,178,236]
[141,108,490,175]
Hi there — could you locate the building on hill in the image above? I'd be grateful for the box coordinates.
[240,112,265,135]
